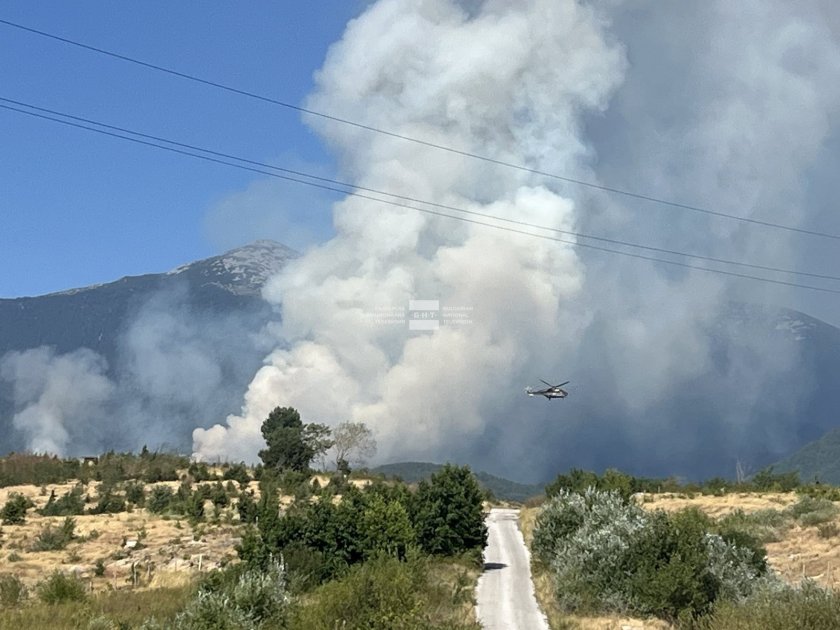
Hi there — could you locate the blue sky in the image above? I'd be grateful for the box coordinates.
[0,2,369,297]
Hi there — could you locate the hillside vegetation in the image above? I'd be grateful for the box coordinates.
[771,427,840,484]
[523,468,840,629]
[372,461,543,502]
[0,407,487,629]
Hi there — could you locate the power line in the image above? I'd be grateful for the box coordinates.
[4,95,840,283]
[3,17,840,242]
[3,100,840,296]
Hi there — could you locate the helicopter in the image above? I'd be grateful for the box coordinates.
[526,379,570,400]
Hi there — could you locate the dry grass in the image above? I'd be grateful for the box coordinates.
[638,491,798,518]
[0,480,246,592]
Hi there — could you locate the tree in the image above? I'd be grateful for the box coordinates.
[412,464,487,556]
[332,421,377,471]
[1,493,32,525]
[258,406,333,472]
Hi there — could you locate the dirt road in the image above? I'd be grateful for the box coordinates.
[475,508,550,630]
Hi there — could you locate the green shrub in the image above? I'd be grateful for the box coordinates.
[124,481,146,506]
[716,508,791,543]
[39,485,85,517]
[289,555,428,630]
[360,494,416,559]
[89,488,127,514]
[818,522,839,539]
[534,491,768,622]
[1,493,33,524]
[32,516,77,551]
[0,573,27,607]
[175,560,288,629]
[280,543,331,593]
[209,482,230,509]
[542,489,648,612]
[185,492,205,523]
[622,509,720,621]
[223,463,251,485]
[144,464,179,484]
[187,462,213,482]
[36,570,87,604]
[787,495,838,519]
[147,485,175,514]
[800,510,837,527]
[237,491,258,524]
[413,464,486,557]
[751,467,800,492]
[696,581,840,629]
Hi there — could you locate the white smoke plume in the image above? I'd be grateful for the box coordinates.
[193,0,626,463]
[190,0,840,480]
[0,284,271,457]
[0,347,113,455]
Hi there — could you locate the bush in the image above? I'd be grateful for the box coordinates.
[787,495,838,520]
[715,507,791,544]
[32,516,77,551]
[1,493,33,524]
[696,581,840,629]
[39,485,85,517]
[174,560,289,629]
[223,463,251,485]
[622,509,720,621]
[0,573,27,607]
[289,555,428,630]
[125,481,146,506]
[360,494,415,559]
[209,482,230,509]
[534,490,768,622]
[237,491,258,524]
[36,570,87,604]
[187,462,214,482]
[751,467,800,492]
[818,522,840,539]
[89,488,127,514]
[144,464,179,484]
[147,485,175,514]
[539,489,648,612]
[413,464,486,557]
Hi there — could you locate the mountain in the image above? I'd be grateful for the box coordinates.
[770,428,840,484]
[372,461,544,502]
[0,240,297,455]
[4,243,840,481]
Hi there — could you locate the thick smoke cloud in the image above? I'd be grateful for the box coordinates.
[193,0,625,465]
[0,347,113,455]
[195,0,840,482]
[0,284,270,457]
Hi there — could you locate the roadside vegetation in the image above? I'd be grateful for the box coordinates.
[528,468,840,629]
[0,406,484,629]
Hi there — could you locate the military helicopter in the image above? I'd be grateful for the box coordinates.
[526,379,570,400]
